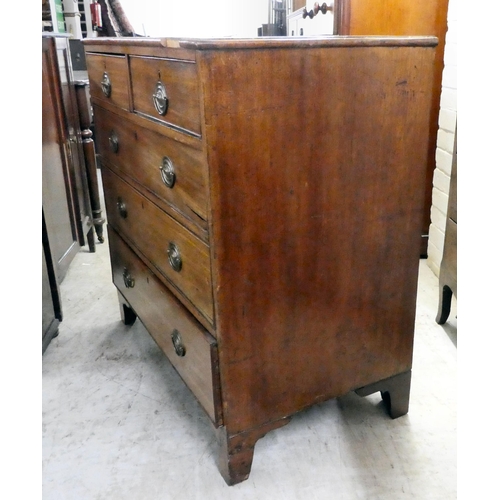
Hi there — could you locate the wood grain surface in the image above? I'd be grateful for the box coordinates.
[108,226,221,424]
[93,105,209,239]
[86,53,131,111]
[102,167,214,326]
[199,43,435,434]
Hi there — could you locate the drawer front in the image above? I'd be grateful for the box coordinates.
[108,226,220,424]
[129,56,201,136]
[102,167,214,324]
[86,53,130,110]
[93,106,208,230]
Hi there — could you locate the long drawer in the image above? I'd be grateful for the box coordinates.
[93,105,208,235]
[108,226,221,424]
[102,167,214,325]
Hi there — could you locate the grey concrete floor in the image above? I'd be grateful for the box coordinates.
[42,222,457,499]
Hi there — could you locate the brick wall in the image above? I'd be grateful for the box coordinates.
[427,0,457,276]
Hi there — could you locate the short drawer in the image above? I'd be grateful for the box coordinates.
[102,167,214,324]
[129,56,201,136]
[86,53,130,110]
[93,106,208,231]
[108,226,221,424]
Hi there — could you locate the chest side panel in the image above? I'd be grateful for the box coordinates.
[201,44,436,434]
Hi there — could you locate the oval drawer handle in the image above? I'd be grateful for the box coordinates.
[109,130,119,153]
[167,242,182,272]
[159,156,176,188]
[101,72,112,97]
[122,268,135,288]
[152,81,168,115]
[171,329,186,357]
[117,197,127,219]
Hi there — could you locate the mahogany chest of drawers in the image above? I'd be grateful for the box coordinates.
[84,36,437,485]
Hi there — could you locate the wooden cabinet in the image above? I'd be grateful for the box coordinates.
[43,34,81,283]
[42,34,97,283]
[43,33,105,351]
[84,35,437,485]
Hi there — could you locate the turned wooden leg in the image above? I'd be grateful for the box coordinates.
[436,284,453,325]
[355,370,411,419]
[216,418,290,485]
[117,291,137,325]
[82,135,106,243]
[76,84,106,244]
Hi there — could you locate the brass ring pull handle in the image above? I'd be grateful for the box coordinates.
[167,242,182,272]
[117,197,127,219]
[109,130,119,153]
[152,81,168,115]
[171,329,186,357]
[122,268,135,288]
[159,156,176,188]
[101,72,111,97]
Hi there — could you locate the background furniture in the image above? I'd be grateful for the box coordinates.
[42,210,62,353]
[71,37,107,243]
[43,33,103,351]
[436,124,457,324]
[74,74,106,244]
[43,33,86,284]
[84,35,437,485]
[42,34,102,278]
[334,0,450,256]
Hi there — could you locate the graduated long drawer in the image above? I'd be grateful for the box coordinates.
[94,105,209,238]
[102,166,214,325]
[108,226,221,424]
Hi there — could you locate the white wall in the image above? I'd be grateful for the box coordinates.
[427,0,457,276]
[119,0,268,38]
